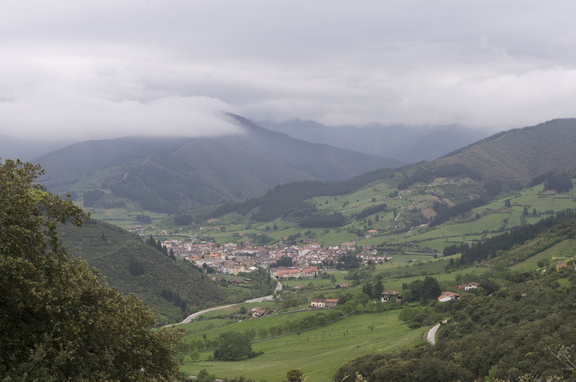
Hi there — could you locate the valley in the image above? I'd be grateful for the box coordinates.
[4,3,576,381]
[5,117,576,381]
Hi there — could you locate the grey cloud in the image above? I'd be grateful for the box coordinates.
[1,0,576,140]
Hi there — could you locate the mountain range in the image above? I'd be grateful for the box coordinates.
[33,115,402,212]
[208,118,576,224]
[257,119,487,162]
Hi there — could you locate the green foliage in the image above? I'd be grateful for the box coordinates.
[59,223,226,323]
[213,332,261,361]
[401,276,441,303]
[397,166,434,190]
[421,276,441,302]
[136,214,152,225]
[373,279,384,299]
[435,163,481,181]
[448,209,576,268]
[271,255,293,268]
[483,179,503,196]
[335,267,576,382]
[529,170,556,187]
[181,310,425,381]
[545,174,574,193]
[0,159,181,381]
[337,254,362,270]
[430,198,486,226]
[299,212,346,228]
[111,178,177,213]
[286,369,306,382]
[174,214,192,226]
[437,119,576,192]
[355,203,388,220]
[398,307,421,322]
[128,257,145,276]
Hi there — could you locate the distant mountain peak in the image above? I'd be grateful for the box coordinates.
[35,115,402,213]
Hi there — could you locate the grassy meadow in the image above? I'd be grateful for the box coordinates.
[180,311,427,382]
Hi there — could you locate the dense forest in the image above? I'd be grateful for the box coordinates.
[335,256,576,381]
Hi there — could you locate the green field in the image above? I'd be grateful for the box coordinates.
[510,239,576,272]
[180,310,427,382]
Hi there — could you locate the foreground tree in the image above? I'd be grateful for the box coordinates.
[0,159,181,381]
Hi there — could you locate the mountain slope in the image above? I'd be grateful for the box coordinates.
[428,118,576,189]
[35,115,402,212]
[257,119,487,162]
[207,118,576,227]
[58,220,226,324]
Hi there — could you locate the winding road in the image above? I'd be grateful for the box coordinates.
[176,281,282,325]
[427,319,448,345]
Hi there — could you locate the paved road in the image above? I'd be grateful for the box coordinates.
[175,281,282,325]
[427,319,448,345]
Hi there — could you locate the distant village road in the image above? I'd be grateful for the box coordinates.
[175,281,282,325]
[427,319,448,345]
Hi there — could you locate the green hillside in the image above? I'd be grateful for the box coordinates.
[156,172,575,262]
[35,115,401,214]
[176,119,576,256]
[430,118,576,189]
[170,214,576,381]
[181,311,427,381]
[336,220,576,381]
[58,220,234,324]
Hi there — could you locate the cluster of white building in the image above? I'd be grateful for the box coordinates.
[160,239,391,275]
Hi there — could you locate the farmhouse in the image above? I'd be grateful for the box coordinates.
[438,291,460,302]
[310,298,339,308]
[455,282,479,291]
[251,308,267,318]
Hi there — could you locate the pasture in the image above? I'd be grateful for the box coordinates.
[180,310,427,382]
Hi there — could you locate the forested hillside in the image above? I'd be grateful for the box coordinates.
[58,220,227,324]
[430,118,576,190]
[35,115,401,213]
[335,217,576,382]
[207,119,576,226]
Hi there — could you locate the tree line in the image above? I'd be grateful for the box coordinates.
[430,198,486,227]
[445,209,576,268]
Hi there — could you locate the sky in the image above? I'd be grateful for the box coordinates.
[1,1,576,140]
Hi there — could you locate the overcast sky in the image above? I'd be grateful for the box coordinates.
[1,1,575,140]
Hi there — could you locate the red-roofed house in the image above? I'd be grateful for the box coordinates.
[310,298,339,308]
[455,282,480,291]
[438,292,460,302]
